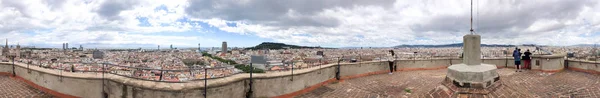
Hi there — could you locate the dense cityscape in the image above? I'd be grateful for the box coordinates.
[1,40,598,82]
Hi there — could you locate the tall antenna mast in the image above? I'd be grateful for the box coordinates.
[470,0,474,35]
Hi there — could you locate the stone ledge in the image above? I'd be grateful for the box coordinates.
[0,61,385,91]
[531,53,566,58]
[446,63,499,86]
[441,77,502,95]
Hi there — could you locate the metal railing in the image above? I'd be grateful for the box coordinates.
[10,59,240,82]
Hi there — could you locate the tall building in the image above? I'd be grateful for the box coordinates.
[2,39,8,56]
[62,43,65,50]
[92,50,104,59]
[66,43,69,49]
[221,41,227,56]
[79,45,83,50]
[170,44,173,49]
[15,43,20,58]
[158,45,160,50]
[198,43,201,52]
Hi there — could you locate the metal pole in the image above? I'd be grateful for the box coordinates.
[336,57,341,80]
[318,59,322,74]
[246,63,253,98]
[394,54,397,71]
[12,57,15,77]
[470,0,474,34]
[159,70,164,81]
[203,68,207,98]
[505,49,508,68]
[102,63,106,98]
[290,61,294,81]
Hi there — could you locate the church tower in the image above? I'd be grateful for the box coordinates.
[2,39,9,56]
[16,43,20,58]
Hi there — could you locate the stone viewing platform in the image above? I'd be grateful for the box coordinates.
[0,56,599,98]
[298,68,600,98]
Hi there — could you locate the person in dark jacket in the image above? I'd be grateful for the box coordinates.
[513,48,522,72]
[388,50,395,74]
[523,49,532,70]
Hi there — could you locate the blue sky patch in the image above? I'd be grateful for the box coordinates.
[154,4,168,12]
[226,22,237,27]
[137,17,151,27]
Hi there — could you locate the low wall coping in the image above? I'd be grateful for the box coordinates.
[531,53,566,58]
[0,60,385,91]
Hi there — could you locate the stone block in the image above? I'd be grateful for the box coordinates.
[446,63,499,88]
[463,35,481,65]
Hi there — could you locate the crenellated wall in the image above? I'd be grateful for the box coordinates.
[0,56,578,98]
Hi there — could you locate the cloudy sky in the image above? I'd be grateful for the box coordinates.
[1,0,600,48]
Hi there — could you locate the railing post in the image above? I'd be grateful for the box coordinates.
[71,65,75,72]
[290,61,294,81]
[159,70,164,81]
[505,57,508,68]
[336,57,341,80]
[12,57,15,77]
[246,63,253,98]
[203,68,207,98]
[102,63,107,98]
[318,59,321,74]
[27,61,30,73]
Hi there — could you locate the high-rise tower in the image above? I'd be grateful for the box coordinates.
[2,39,8,56]
[221,41,227,56]
[16,43,20,58]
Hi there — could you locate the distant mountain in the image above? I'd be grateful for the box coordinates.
[245,42,330,50]
[394,43,515,48]
[571,44,600,47]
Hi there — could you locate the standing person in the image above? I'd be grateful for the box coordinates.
[388,50,395,74]
[523,49,532,70]
[388,59,394,74]
[513,48,522,72]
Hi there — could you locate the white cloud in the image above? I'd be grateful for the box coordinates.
[187,0,600,47]
[2,0,600,48]
[0,0,208,48]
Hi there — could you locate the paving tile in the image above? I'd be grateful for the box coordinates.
[296,69,600,98]
[0,75,54,98]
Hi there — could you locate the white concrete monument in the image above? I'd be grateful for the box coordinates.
[446,34,500,88]
[444,0,500,88]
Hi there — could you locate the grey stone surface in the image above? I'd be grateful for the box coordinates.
[447,63,499,86]
[463,34,481,65]
[0,58,553,98]
[446,34,499,88]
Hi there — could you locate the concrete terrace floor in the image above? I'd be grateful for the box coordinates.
[296,68,600,98]
[0,75,55,98]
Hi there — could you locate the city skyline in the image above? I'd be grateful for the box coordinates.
[1,0,600,48]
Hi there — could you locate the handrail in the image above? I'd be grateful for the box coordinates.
[8,59,240,82]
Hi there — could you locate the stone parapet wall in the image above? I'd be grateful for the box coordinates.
[531,54,567,72]
[0,57,580,98]
[567,60,600,74]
